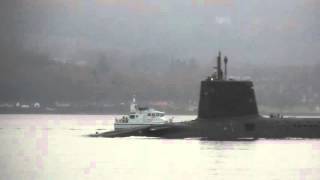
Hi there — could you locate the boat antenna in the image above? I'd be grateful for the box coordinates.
[130,95,137,113]
[132,95,136,103]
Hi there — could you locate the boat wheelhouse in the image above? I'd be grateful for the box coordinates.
[114,97,173,130]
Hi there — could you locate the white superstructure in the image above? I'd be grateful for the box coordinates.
[114,97,173,130]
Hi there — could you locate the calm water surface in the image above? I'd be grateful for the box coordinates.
[0,114,320,180]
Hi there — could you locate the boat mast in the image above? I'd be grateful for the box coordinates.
[130,96,137,113]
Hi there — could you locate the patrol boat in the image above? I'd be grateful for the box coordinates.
[114,97,173,130]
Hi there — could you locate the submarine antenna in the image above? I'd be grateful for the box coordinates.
[224,56,228,80]
[217,51,223,80]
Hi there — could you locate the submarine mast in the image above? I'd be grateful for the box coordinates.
[217,51,223,80]
[224,56,228,80]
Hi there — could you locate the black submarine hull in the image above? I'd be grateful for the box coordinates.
[196,116,320,139]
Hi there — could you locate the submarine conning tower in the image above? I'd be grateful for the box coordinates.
[198,52,258,120]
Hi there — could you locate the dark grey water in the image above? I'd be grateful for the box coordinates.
[1,115,320,180]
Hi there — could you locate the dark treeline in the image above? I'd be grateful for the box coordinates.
[0,49,202,108]
[1,48,320,114]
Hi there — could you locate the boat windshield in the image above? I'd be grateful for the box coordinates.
[138,107,149,111]
[129,115,135,119]
[147,113,165,117]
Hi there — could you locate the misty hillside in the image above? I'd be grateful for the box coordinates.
[0,0,319,114]
[1,48,320,114]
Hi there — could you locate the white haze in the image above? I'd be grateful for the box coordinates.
[1,0,319,64]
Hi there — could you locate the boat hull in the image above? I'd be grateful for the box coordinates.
[114,123,167,131]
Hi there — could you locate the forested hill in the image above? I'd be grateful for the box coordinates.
[0,49,202,113]
[1,49,320,114]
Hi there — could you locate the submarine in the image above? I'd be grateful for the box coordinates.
[92,52,320,140]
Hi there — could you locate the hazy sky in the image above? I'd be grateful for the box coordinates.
[1,0,319,64]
